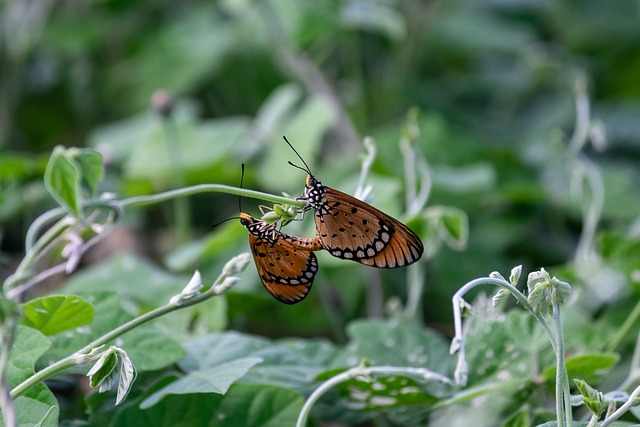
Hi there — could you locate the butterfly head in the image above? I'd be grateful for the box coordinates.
[239,212,254,227]
[303,174,325,208]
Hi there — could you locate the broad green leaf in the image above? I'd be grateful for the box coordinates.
[462,300,544,385]
[178,332,339,391]
[121,326,185,371]
[140,357,263,408]
[8,326,51,386]
[89,384,302,427]
[61,253,187,309]
[8,384,59,427]
[346,319,454,374]
[316,367,447,411]
[541,353,619,385]
[44,146,81,217]
[21,295,94,335]
[69,148,104,195]
[46,292,184,372]
[124,116,248,183]
[4,326,58,427]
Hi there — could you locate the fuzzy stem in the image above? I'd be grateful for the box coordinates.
[599,385,640,427]
[119,184,306,209]
[553,304,571,427]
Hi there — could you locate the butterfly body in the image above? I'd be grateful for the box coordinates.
[240,212,321,304]
[302,175,424,268]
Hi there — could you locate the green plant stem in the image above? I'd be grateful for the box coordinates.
[573,157,604,263]
[2,217,71,295]
[25,207,66,252]
[615,329,640,392]
[553,304,571,427]
[403,261,425,322]
[10,265,237,400]
[119,184,306,210]
[451,277,557,386]
[600,385,640,427]
[160,118,192,245]
[295,366,452,427]
[606,296,640,354]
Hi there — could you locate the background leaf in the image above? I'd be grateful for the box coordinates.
[21,295,94,336]
[43,146,81,217]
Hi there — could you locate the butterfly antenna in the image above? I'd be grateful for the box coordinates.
[283,136,313,175]
[239,163,245,213]
[212,216,241,228]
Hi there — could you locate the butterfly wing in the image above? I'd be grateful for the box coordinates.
[248,233,319,304]
[314,187,423,268]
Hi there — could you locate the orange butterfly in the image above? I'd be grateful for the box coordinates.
[234,164,322,304]
[284,137,424,268]
[239,212,322,304]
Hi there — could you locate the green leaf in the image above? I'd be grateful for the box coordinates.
[10,385,59,427]
[7,326,51,387]
[69,148,104,195]
[45,292,184,372]
[501,407,530,427]
[21,295,94,335]
[438,206,469,249]
[541,353,619,385]
[116,349,137,405]
[140,357,263,408]
[492,288,511,307]
[346,319,454,374]
[61,253,187,309]
[88,348,119,389]
[44,146,82,217]
[174,332,339,392]
[573,379,605,416]
[5,326,58,427]
[89,384,303,427]
[509,265,523,286]
[0,296,21,323]
[316,367,447,412]
[86,347,138,405]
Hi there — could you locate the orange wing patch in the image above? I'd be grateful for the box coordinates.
[248,234,318,304]
[312,187,424,268]
[238,211,321,305]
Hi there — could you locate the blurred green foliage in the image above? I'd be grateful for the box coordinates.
[2,0,640,426]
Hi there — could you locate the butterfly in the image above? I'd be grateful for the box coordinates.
[239,212,322,304]
[233,164,323,304]
[284,137,424,268]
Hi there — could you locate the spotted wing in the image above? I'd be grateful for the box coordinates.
[314,187,424,268]
[248,234,318,304]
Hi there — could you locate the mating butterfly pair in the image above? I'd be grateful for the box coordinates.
[240,138,424,304]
